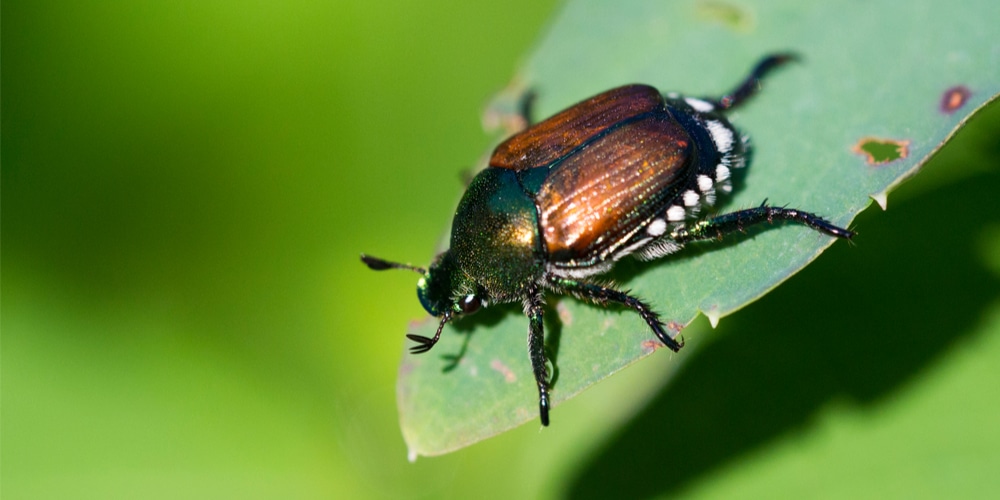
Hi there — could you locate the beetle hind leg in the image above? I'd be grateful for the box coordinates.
[543,274,683,352]
[519,89,538,126]
[706,53,798,111]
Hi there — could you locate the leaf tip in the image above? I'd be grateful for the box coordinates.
[870,191,889,211]
[704,309,721,329]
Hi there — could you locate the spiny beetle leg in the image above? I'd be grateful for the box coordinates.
[524,285,550,426]
[544,274,683,352]
[672,203,855,244]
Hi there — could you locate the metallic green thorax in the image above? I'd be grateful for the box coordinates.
[418,167,545,315]
[451,167,546,301]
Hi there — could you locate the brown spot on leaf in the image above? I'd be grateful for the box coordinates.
[940,86,971,114]
[642,321,685,353]
[641,340,662,353]
[490,359,517,383]
[853,137,910,166]
[556,301,573,326]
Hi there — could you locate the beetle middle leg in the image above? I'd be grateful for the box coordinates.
[672,203,855,244]
[524,284,551,426]
[519,89,538,126]
[543,274,684,352]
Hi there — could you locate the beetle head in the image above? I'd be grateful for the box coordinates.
[418,251,487,317]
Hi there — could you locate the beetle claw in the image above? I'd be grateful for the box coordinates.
[406,334,437,354]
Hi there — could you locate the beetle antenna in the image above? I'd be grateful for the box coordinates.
[360,254,426,274]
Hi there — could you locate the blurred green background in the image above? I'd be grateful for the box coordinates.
[4,1,999,499]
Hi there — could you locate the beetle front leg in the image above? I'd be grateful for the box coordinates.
[672,203,854,244]
[544,274,683,352]
[524,285,551,426]
[406,313,451,354]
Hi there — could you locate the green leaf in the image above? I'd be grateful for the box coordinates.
[398,0,1000,457]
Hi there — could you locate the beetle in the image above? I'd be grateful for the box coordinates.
[361,54,853,426]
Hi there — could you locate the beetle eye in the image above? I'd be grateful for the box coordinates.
[459,294,484,314]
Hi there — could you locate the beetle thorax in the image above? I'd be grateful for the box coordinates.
[448,167,545,303]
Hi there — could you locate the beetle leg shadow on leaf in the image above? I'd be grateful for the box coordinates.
[437,297,564,387]
[543,299,564,388]
[441,304,511,372]
[440,332,472,373]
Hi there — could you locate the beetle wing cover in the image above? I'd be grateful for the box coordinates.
[490,85,664,171]
[537,114,692,266]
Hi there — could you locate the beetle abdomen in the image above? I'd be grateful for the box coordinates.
[536,113,693,266]
[532,96,746,273]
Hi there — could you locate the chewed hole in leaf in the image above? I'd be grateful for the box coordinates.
[940,86,972,114]
[853,137,910,165]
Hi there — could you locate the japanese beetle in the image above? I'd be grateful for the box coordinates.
[362,54,853,426]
